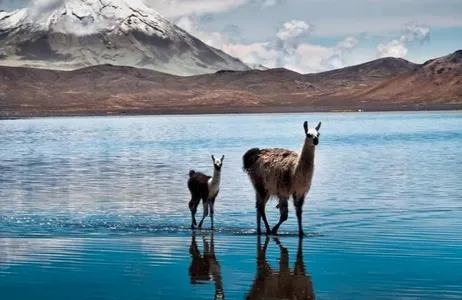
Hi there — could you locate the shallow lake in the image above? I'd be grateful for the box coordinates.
[1,112,462,299]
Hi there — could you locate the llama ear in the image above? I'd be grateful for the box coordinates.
[315,121,322,131]
[221,155,225,162]
[303,121,308,134]
[211,154,215,161]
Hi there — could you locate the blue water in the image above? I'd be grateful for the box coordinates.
[1,112,462,299]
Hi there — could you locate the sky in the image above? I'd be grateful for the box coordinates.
[1,0,461,73]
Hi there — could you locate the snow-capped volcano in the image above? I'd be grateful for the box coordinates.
[0,0,250,75]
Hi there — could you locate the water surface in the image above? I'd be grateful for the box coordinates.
[1,112,462,299]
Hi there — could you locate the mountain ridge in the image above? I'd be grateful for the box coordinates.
[1,50,461,118]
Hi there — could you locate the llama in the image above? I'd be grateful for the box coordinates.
[242,120,321,236]
[188,231,225,299]
[245,236,315,300]
[188,154,224,230]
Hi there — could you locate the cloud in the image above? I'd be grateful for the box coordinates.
[177,16,230,48]
[377,40,408,58]
[175,16,330,73]
[322,36,359,69]
[272,20,313,66]
[402,22,430,44]
[377,22,430,58]
[276,20,312,41]
[145,0,247,18]
[175,12,434,73]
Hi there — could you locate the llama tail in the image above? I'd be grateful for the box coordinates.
[242,148,261,173]
[189,170,196,177]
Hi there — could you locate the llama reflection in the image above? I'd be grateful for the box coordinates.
[246,236,315,300]
[188,231,225,299]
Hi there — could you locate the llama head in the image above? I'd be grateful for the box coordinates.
[211,154,225,171]
[303,121,321,146]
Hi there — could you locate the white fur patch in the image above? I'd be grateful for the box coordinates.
[208,177,220,199]
[307,128,319,136]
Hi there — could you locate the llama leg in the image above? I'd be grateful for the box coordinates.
[256,211,262,235]
[209,198,215,230]
[255,194,262,235]
[198,199,209,229]
[271,197,288,235]
[256,192,271,235]
[189,197,200,229]
[294,195,305,237]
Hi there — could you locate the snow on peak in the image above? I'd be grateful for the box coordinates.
[49,0,173,37]
[1,0,175,38]
[0,9,30,29]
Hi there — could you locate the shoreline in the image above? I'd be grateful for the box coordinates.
[2,104,462,120]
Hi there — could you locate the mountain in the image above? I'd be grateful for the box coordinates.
[0,0,250,76]
[304,57,418,89]
[1,50,461,118]
[352,50,462,104]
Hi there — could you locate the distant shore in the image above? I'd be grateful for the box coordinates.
[2,103,461,120]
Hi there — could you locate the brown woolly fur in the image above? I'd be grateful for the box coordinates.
[242,120,321,237]
[243,148,309,198]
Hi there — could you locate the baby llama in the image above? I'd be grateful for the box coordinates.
[242,121,321,237]
[188,155,224,230]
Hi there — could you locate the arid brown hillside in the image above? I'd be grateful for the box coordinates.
[351,50,462,106]
[1,50,461,118]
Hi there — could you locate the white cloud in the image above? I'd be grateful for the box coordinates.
[175,13,435,73]
[377,39,408,58]
[272,20,313,66]
[322,36,359,69]
[175,16,331,73]
[276,20,312,41]
[376,22,430,58]
[337,36,359,51]
[403,22,430,44]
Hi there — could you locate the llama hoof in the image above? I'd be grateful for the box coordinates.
[299,231,305,238]
[271,229,279,235]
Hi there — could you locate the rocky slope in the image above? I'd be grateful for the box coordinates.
[352,50,462,105]
[0,50,461,118]
[0,0,250,76]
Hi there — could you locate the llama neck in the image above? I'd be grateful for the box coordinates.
[295,139,316,173]
[210,168,221,186]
